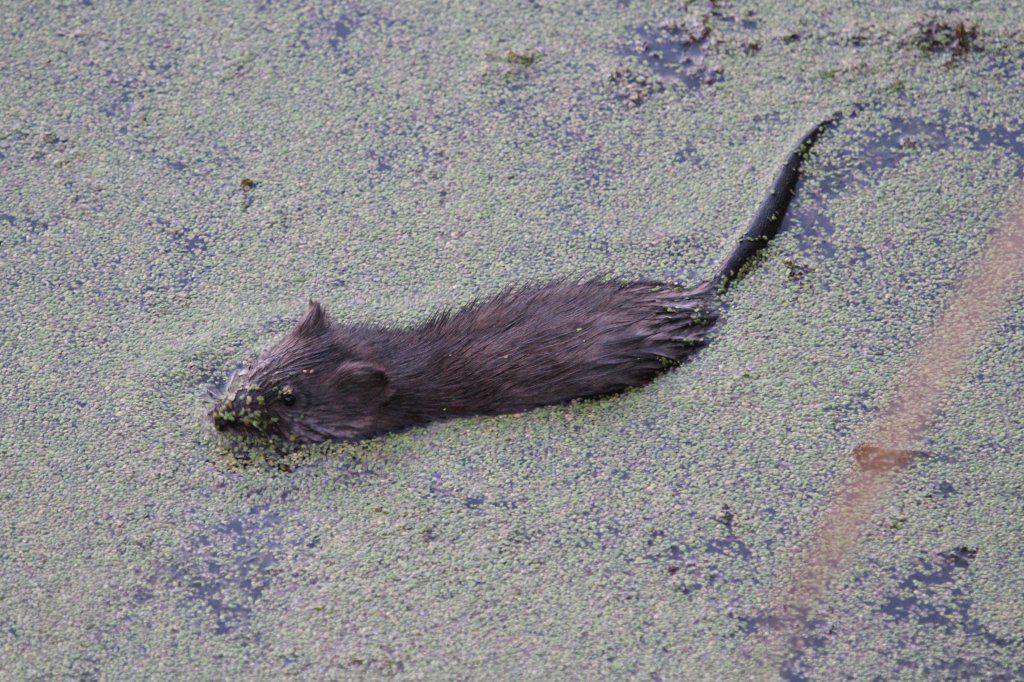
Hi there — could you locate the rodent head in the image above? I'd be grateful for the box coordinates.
[208,301,394,444]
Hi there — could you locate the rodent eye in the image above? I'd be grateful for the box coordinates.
[281,392,296,407]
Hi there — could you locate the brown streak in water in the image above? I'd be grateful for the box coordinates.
[750,191,1024,674]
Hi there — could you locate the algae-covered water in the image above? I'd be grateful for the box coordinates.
[2,1,1023,679]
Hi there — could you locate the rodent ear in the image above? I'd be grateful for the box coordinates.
[295,300,331,337]
[335,361,394,403]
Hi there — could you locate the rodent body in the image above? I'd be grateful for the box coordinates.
[210,119,832,445]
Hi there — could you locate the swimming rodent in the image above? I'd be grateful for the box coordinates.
[210,119,832,445]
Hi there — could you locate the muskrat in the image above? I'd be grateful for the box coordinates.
[210,119,832,445]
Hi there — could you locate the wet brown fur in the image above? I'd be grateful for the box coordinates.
[211,280,715,443]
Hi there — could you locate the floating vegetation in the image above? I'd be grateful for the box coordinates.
[609,14,730,105]
[608,64,663,106]
[911,16,977,59]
